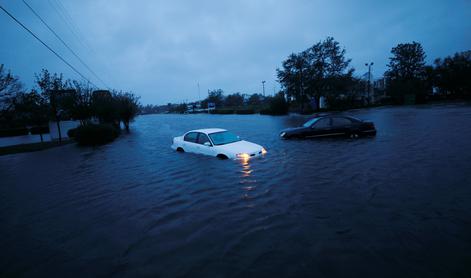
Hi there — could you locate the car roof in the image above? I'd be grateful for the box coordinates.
[310,114,361,121]
[186,128,227,134]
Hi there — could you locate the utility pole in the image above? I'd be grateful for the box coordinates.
[262,80,266,96]
[197,82,201,102]
[365,62,374,105]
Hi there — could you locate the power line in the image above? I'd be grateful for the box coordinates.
[0,4,98,88]
[47,0,90,52]
[54,0,88,44]
[22,0,109,89]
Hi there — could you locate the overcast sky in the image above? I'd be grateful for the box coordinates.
[1,0,470,104]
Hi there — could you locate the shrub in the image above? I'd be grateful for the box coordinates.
[67,127,78,138]
[30,126,49,135]
[211,109,235,114]
[235,109,255,115]
[0,128,29,137]
[260,92,289,115]
[72,124,120,146]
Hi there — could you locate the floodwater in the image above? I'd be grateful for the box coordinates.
[1,104,471,277]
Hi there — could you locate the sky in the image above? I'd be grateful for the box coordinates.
[1,0,470,105]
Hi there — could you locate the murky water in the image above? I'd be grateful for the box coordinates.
[1,104,471,277]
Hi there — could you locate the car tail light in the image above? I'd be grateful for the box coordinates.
[365,122,375,129]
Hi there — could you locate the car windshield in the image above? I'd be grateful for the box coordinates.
[303,118,320,127]
[209,131,240,146]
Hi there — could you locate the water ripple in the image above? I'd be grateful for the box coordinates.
[1,105,471,277]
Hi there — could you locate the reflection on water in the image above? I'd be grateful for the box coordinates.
[1,104,471,277]
[240,158,252,178]
[239,158,258,206]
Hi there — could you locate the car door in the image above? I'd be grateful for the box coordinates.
[183,132,199,153]
[308,117,332,137]
[331,117,353,136]
[196,132,215,156]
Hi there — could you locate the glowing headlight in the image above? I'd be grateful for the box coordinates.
[261,148,267,154]
[280,132,286,137]
[236,153,250,159]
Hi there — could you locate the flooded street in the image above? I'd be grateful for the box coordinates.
[1,104,471,277]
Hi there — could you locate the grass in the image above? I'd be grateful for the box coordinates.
[0,140,74,156]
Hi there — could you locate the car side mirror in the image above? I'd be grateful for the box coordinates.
[204,142,212,147]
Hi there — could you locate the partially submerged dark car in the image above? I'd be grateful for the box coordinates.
[280,115,376,139]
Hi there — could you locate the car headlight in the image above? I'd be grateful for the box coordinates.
[236,153,250,159]
[280,132,286,137]
[261,148,267,154]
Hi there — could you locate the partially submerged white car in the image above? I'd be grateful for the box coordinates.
[171,128,267,159]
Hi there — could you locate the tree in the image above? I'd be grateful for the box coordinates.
[385,41,427,103]
[224,93,244,107]
[14,90,49,142]
[168,103,187,114]
[205,89,224,108]
[247,93,263,106]
[0,64,22,98]
[91,90,118,126]
[114,91,140,132]
[277,52,309,111]
[434,50,471,98]
[0,64,23,126]
[35,69,72,142]
[261,92,289,115]
[70,81,93,126]
[324,77,363,110]
[304,37,354,109]
[277,37,354,111]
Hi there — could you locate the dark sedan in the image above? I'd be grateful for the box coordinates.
[280,115,376,139]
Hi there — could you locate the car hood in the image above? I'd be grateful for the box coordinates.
[218,140,263,155]
[281,126,309,134]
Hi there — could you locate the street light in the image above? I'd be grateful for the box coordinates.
[365,62,374,105]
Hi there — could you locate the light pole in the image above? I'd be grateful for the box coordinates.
[365,62,374,105]
[262,80,266,96]
[197,82,201,102]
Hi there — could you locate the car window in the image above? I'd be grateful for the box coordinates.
[197,133,211,145]
[184,132,198,143]
[313,118,331,129]
[332,117,352,127]
[209,131,241,146]
[303,118,320,127]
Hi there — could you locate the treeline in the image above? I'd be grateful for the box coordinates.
[200,90,266,109]
[144,90,289,115]
[386,43,471,103]
[0,67,139,144]
[159,37,470,117]
[201,89,288,115]
[277,37,471,112]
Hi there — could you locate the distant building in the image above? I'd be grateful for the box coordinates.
[374,78,386,90]
[207,102,216,111]
[373,77,388,103]
[359,72,389,104]
[184,102,207,113]
[186,104,193,112]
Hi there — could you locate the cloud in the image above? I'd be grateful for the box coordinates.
[1,0,470,104]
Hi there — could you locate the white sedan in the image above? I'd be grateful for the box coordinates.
[171,128,267,159]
